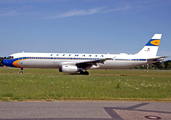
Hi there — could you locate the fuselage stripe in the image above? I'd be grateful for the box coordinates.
[13,60,23,68]
[13,57,147,61]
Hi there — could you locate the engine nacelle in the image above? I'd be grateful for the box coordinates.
[59,65,80,73]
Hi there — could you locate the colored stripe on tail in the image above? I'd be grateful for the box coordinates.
[136,34,162,58]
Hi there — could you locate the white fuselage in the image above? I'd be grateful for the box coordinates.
[8,52,150,69]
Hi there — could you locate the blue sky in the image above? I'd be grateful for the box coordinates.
[0,0,171,60]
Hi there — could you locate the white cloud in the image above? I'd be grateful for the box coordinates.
[104,0,165,13]
[0,10,18,17]
[104,5,132,13]
[51,1,152,19]
[50,7,105,19]
[0,6,32,17]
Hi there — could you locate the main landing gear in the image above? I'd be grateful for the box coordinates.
[80,70,89,75]
[19,68,23,74]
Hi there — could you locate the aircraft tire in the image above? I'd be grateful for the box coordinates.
[80,71,89,75]
[19,71,23,74]
[84,71,89,75]
[80,71,84,74]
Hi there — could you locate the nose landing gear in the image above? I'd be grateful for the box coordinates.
[19,68,23,74]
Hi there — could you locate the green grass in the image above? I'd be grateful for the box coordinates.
[0,67,171,101]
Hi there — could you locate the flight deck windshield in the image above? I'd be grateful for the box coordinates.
[6,56,13,59]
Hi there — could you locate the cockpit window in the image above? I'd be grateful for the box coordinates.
[7,56,14,59]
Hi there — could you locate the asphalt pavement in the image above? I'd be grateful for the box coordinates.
[0,101,171,120]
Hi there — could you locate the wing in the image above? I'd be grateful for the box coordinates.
[76,58,112,69]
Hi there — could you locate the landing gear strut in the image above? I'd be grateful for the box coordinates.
[80,70,89,75]
[19,68,23,74]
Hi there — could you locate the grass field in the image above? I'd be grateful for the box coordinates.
[0,67,171,102]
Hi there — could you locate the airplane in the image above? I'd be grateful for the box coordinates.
[2,34,167,75]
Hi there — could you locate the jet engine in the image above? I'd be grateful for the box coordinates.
[59,65,80,73]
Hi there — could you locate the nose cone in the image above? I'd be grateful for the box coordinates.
[3,59,15,67]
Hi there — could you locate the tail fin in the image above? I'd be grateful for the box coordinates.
[136,34,162,58]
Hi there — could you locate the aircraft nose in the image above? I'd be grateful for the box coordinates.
[3,59,10,66]
[2,59,6,66]
[2,59,15,67]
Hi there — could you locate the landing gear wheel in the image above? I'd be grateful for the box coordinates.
[80,71,84,74]
[85,71,89,75]
[19,71,23,74]
[19,68,23,74]
[80,70,89,75]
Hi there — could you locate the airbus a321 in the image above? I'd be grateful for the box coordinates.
[3,34,167,75]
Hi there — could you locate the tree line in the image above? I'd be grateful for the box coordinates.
[0,57,171,69]
[0,57,5,66]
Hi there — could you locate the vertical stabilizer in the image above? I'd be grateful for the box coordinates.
[136,34,162,58]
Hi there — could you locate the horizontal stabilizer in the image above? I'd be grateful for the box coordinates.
[147,56,168,60]
[147,56,168,62]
